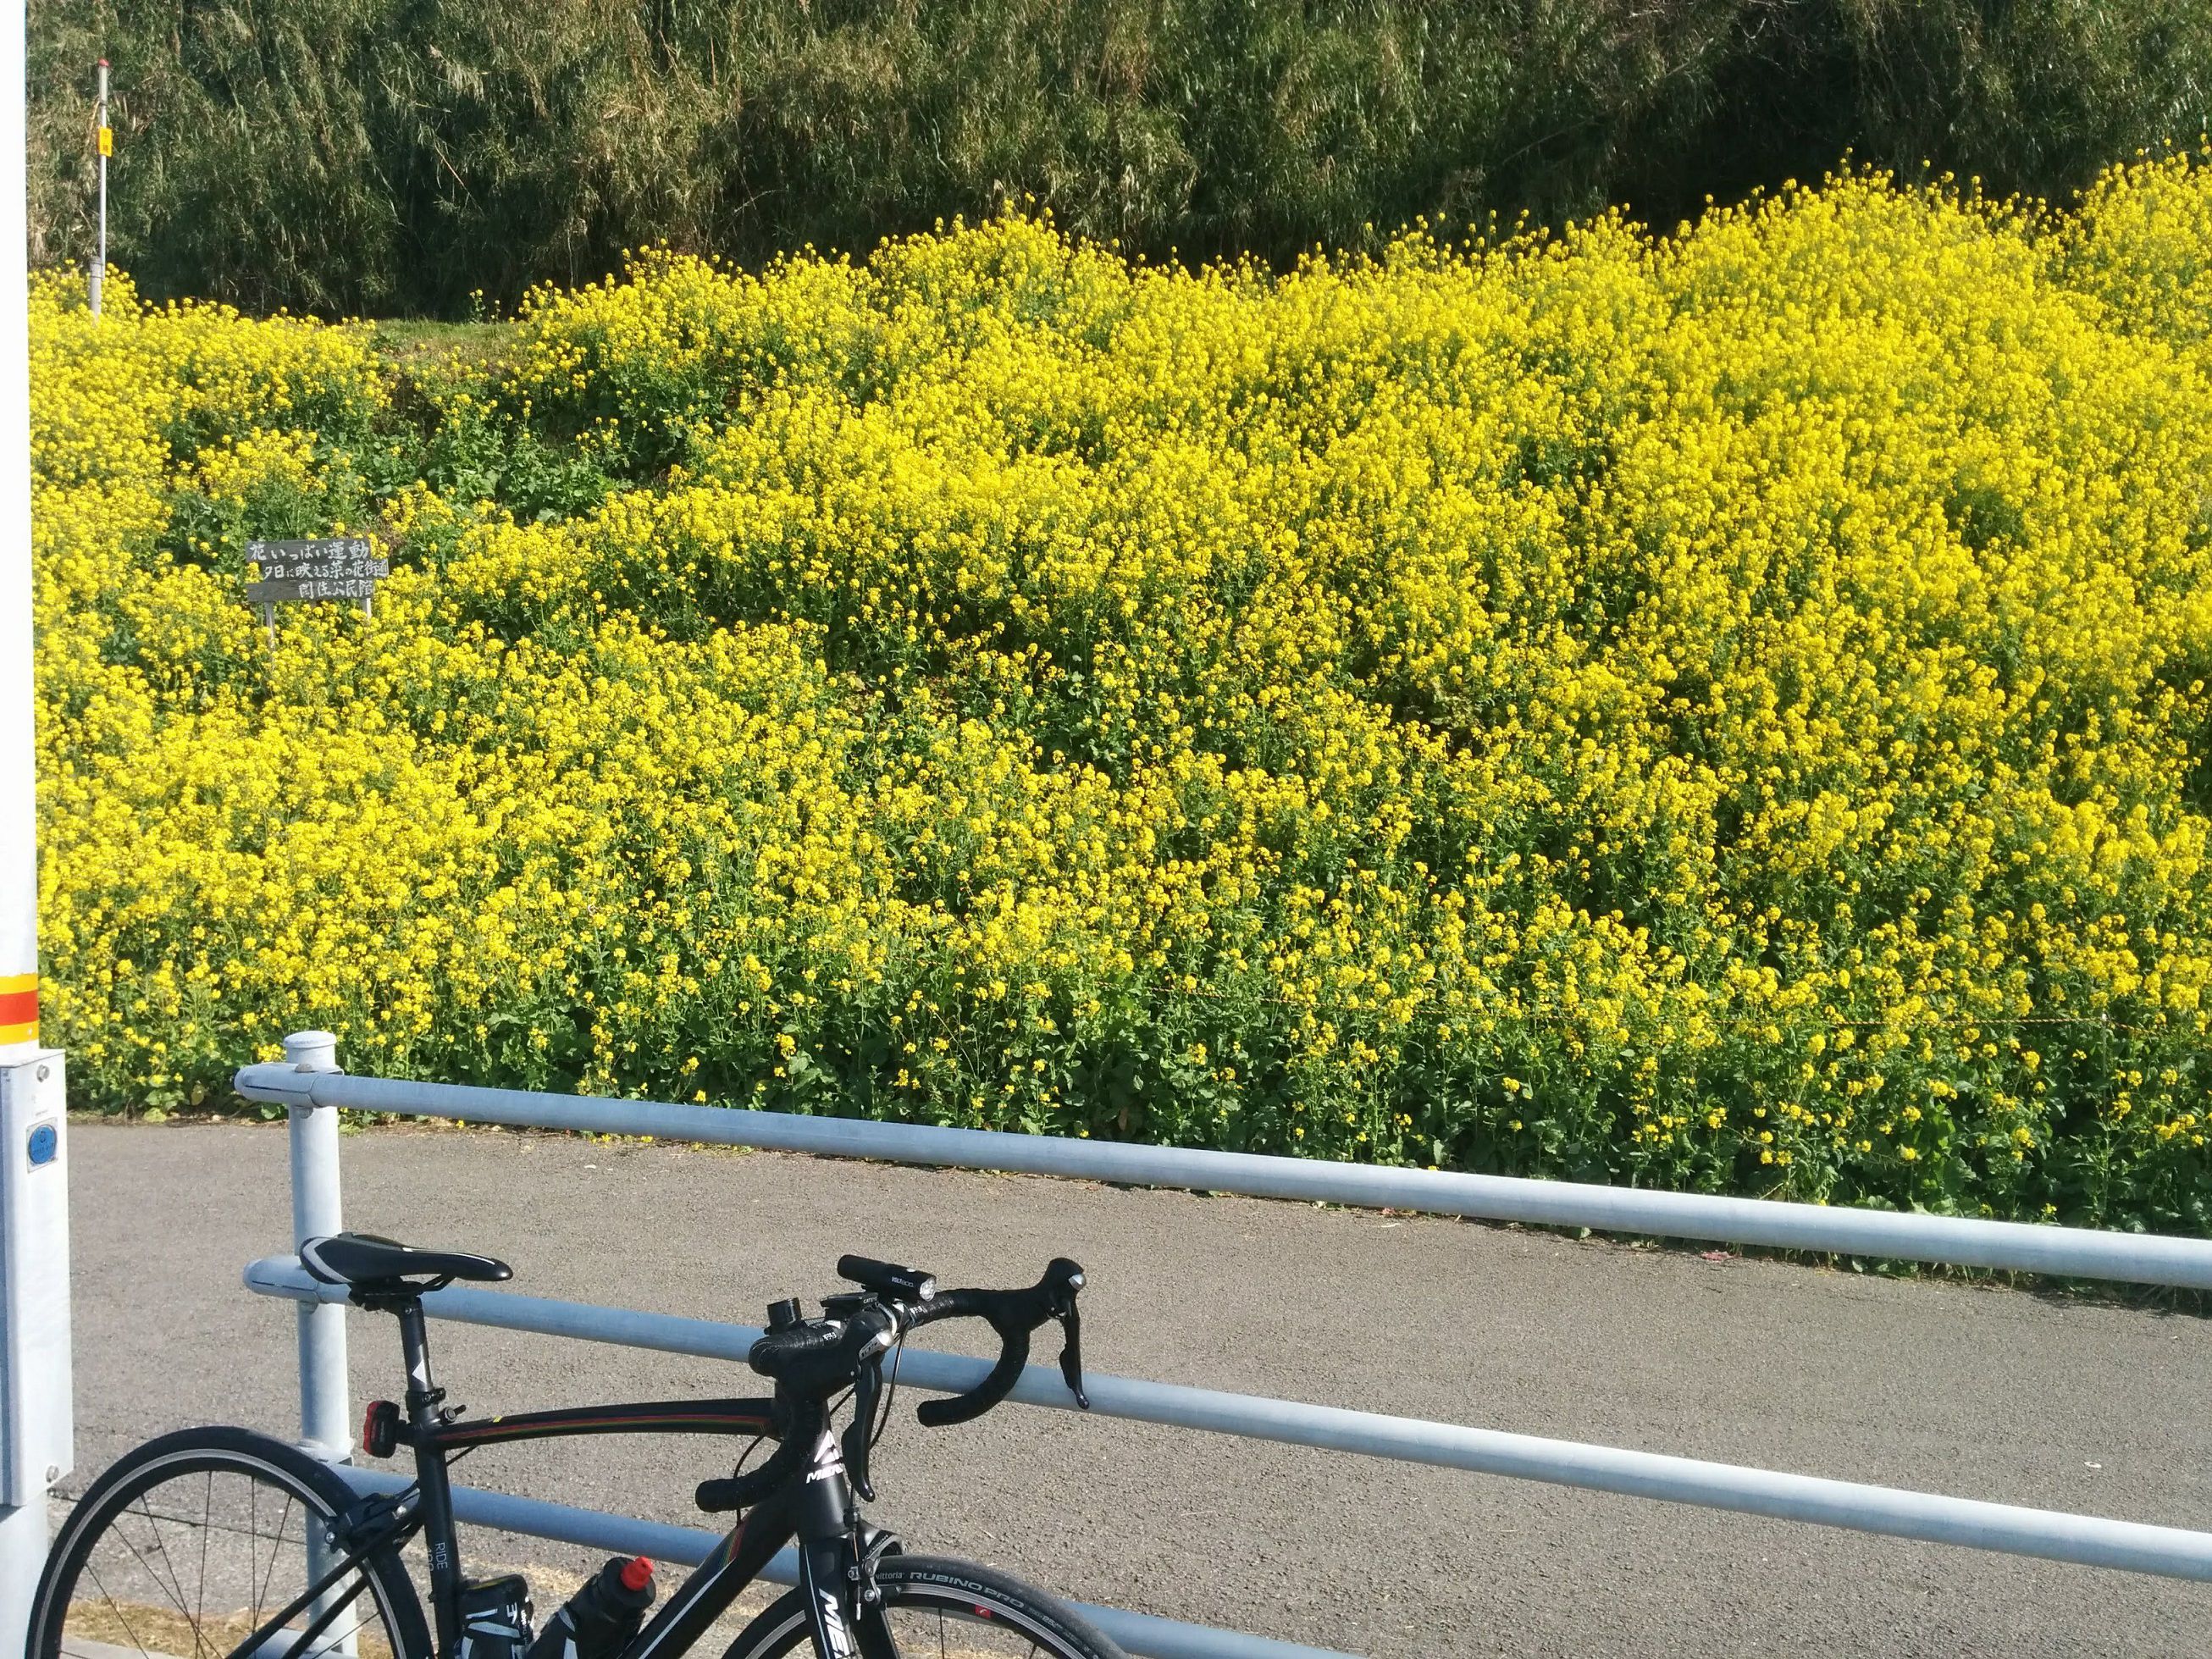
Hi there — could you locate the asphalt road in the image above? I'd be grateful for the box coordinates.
[56,1120,2212,1656]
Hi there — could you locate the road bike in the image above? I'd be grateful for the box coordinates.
[30,1231,1126,1659]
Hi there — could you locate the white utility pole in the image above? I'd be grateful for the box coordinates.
[88,58,105,319]
[1,2,75,1649]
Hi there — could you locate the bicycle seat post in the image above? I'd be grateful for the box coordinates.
[368,1283,467,1648]
[384,1291,445,1426]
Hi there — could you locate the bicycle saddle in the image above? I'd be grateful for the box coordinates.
[300,1231,513,1291]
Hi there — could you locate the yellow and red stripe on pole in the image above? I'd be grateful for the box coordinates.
[0,972,35,1045]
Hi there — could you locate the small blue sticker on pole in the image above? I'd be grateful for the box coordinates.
[27,1123,58,1167]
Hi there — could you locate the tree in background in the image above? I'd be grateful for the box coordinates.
[27,0,2212,316]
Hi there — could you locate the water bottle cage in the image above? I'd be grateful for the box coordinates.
[456,1575,535,1659]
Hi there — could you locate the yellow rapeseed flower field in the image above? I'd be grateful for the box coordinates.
[30,157,2212,1230]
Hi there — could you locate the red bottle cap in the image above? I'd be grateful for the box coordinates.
[620,1557,654,1593]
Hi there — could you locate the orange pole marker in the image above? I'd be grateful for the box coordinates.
[0,971,36,1045]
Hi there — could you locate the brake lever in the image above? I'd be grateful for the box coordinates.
[841,1353,882,1502]
[1055,1304,1088,1410]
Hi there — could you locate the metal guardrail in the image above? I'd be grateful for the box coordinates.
[238,1031,2212,1658]
[243,1258,2212,1581]
[237,1053,2212,1290]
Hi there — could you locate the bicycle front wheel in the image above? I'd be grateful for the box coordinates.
[723,1555,1126,1659]
[30,1424,429,1659]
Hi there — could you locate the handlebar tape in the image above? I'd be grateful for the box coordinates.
[915,1324,1032,1426]
[696,1430,806,1512]
[903,1261,1085,1425]
[747,1307,894,1398]
[747,1319,849,1375]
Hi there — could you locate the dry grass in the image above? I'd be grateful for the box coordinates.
[64,1603,397,1659]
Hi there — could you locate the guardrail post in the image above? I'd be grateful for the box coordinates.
[285,1030,350,1463]
[283,1031,357,1656]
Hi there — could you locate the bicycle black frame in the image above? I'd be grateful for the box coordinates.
[273,1293,891,1659]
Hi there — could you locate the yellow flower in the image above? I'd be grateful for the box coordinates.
[30,157,2212,1233]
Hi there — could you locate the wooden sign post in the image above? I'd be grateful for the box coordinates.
[245,537,390,645]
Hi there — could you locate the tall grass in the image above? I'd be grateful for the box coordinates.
[30,0,2212,317]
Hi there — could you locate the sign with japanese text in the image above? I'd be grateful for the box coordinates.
[244,538,389,606]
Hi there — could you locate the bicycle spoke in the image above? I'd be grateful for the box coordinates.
[113,1497,212,1658]
[124,1493,198,1631]
[80,1557,158,1658]
[286,1573,372,1659]
[141,1490,217,1659]
[139,1495,202,1636]
[100,1505,326,1546]
[325,1603,384,1655]
[248,1478,262,1632]
[196,1472,212,1640]
[255,1495,299,1637]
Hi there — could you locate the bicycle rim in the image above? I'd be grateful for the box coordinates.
[723,1555,1126,1659]
[34,1430,423,1659]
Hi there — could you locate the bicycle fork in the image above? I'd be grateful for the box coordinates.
[793,1427,902,1659]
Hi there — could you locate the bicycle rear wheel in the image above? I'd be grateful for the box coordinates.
[722,1555,1126,1659]
[29,1424,429,1659]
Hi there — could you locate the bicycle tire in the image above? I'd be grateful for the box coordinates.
[721,1555,1127,1659]
[29,1424,431,1659]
